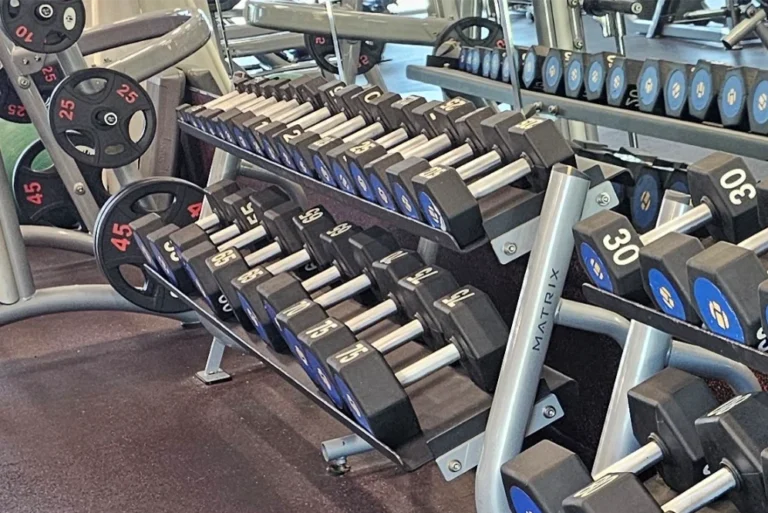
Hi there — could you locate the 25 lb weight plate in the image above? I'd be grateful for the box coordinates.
[12,138,108,228]
[48,68,157,168]
[94,177,204,314]
[0,63,63,123]
[304,34,385,76]
[0,0,85,53]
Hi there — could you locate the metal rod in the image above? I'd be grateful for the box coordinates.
[403,134,452,159]
[302,266,343,292]
[475,165,591,513]
[396,343,461,387]
[593,441,664,480]
[372,320,425,353]
[315,274,372,307]
[210,224,242,246]
[555,299,629,349]
[266,248,311,275]
[457,152,502,181]
[344,123,385,144]
[321,433,374,461]
[323,116,366,138]
[219,225,267,250]
[496,0,522,109]
[391,134,428,154]
[467,159,532,199]
[668,342,761,394]
[656,190,692,225]
[345,299,398,332]
[737,227,768,254]
[376,128,410,148]
[640,203,712,245]
[0,206,20,305]
[289,108,331,128]
[245,241,282,266]
[431,144,475,167]
[20,226,93,255]
[0,158,34,299]
[662,468,736,513]
[214,0,236,76]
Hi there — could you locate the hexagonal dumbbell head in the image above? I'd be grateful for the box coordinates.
[433,286,507,392]
[748,70,768,135]
[688,60,728,123]
[639,232,704,322]
[606,57,643,109]
[391,95,428,135]
[542,48,574,96]
[429,97,476,144]
[367,92,402,130]
[695,392,768,513]
[506,117,575,191]
[565,52,588,99]
[501,440,592,513]
[628,367,718,491]
[584,52,620,102]
[275,298,333,381]
[718,67,758,130]
[520,45,548,90]
[573,210,644,296]
[232,266,287,350]
[686,241,766,346]
[562,473,660,513]
[130,213,167,271]
[664,62,695,119]
[345,138,398,203]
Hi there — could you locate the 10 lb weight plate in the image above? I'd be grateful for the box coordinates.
[0,0,85,53]
[304,34,385,76]
[12,138,108,228]
[48,68,157,168]
[94,177,204,314]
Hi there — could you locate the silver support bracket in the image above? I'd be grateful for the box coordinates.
[435,393,563,481]
[195,337,232,384]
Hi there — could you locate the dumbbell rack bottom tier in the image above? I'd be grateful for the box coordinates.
[583,284,768,374]
[145,265,499,471]
[178,122,487,253]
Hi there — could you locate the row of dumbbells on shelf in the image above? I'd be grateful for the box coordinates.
[573,152,768,350]
[455,44,768,134]
[176,73,630,247]
[504,367,768,513]
[129,179,507,447]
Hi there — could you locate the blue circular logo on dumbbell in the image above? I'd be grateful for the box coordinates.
[690,69,712,112]
[349,162,376,202]
[470,49,482,75]
[369,174,397,211]
[751,80,768,125]
[720,75,744,120]
[278,143,295,168]
[306,355,345,409]
[631,173,660,231]
[666,69,687,112]
[567,60,583,93]
[419,192,447,231]
[459,50,467,70]
[502,55,511,83]
[314,156,337,186]
[608,67,625,101]
[647,268,686,320]
[544,55,561,89]
[522,53,537,87]
[393,183,421,220]
[693,277,744,343]
[332,162,357,194]
[295,151,313,176]
[510,487,543,513]
[580,243,614,292]
[264,141,280,161]
[336,375,372,430]
[587,61,604,94]
[490,51,501,79]
[482,51,492,78]
[638,66,659,108]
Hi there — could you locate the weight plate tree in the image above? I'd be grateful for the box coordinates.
[0,64,63,123]
[94,178,204,314]
[304,34,385,76]
[0,0,86,53]
[12,138,108,228]
[48,68,157,169]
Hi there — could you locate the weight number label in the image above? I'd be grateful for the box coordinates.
[110,223,132,252]
[719,168,756,206]
[211,250,238,268]
[240,201,259,226]
[334,343,370,364]
[602,228,639,266]
[23,182,43,205]
[326,223,352,238]
[298,208,324,224]
[441,289,475,308]
[305,318,339,339]
[405,267,439,285]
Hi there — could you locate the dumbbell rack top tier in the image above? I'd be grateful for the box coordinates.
[145,265,497,472]
[179,122,487,253]
[583,285,768,374]
[406,66,768,162]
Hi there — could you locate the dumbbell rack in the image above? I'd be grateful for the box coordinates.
[583,285,768,374]
[146,265,499,472]
[179,121,488,253]
[405,65,768,161]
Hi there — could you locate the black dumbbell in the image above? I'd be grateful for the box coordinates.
[330,285,507,446]
[301,259,460,408]
[575,152,760,301]
[687,60,729,124]
[718,66,759,130]
[606,56,643,110]
[273,251,428,371]
[747,70,768,134]
[145,185,291,292]
[234,224,397,346]
[541,48,575,96]
[583,52,620,103]
[256,226,398,329]
[177,89,243,124]
[198,77,291,133]
[520,45,549,90]
[502,368,717,513]
[565,392,768,513]
[414,116,576,246]
[185,204,336,319]
[662,62,696,119]
[389,108,524,221]
[637,59,683,115]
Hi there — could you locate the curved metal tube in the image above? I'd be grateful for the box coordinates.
[105,9,212,84]
[21,226,94,255]
[667,342,761,395]
[245,0,450,45]
[0,285,197,326]
[554,299,630,349]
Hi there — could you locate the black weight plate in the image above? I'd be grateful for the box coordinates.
[94,177,204,314]
[0,0,85,53]
[49,67,157,168]
[0,63,63,123]
[433,17,505,52]
[304,33,385,76]
[12,138,108,228]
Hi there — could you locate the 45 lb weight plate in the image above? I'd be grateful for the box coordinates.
[94,177,204,314]
[0,0,85,53]
[49,68,157,168]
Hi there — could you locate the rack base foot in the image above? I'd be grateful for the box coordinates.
[195,369,232,385]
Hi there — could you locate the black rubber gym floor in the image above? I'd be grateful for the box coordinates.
[3,15,768,513]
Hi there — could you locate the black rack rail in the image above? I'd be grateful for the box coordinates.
[583,284,768,374]
[179,122,487,253]
[146,265,499,472]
